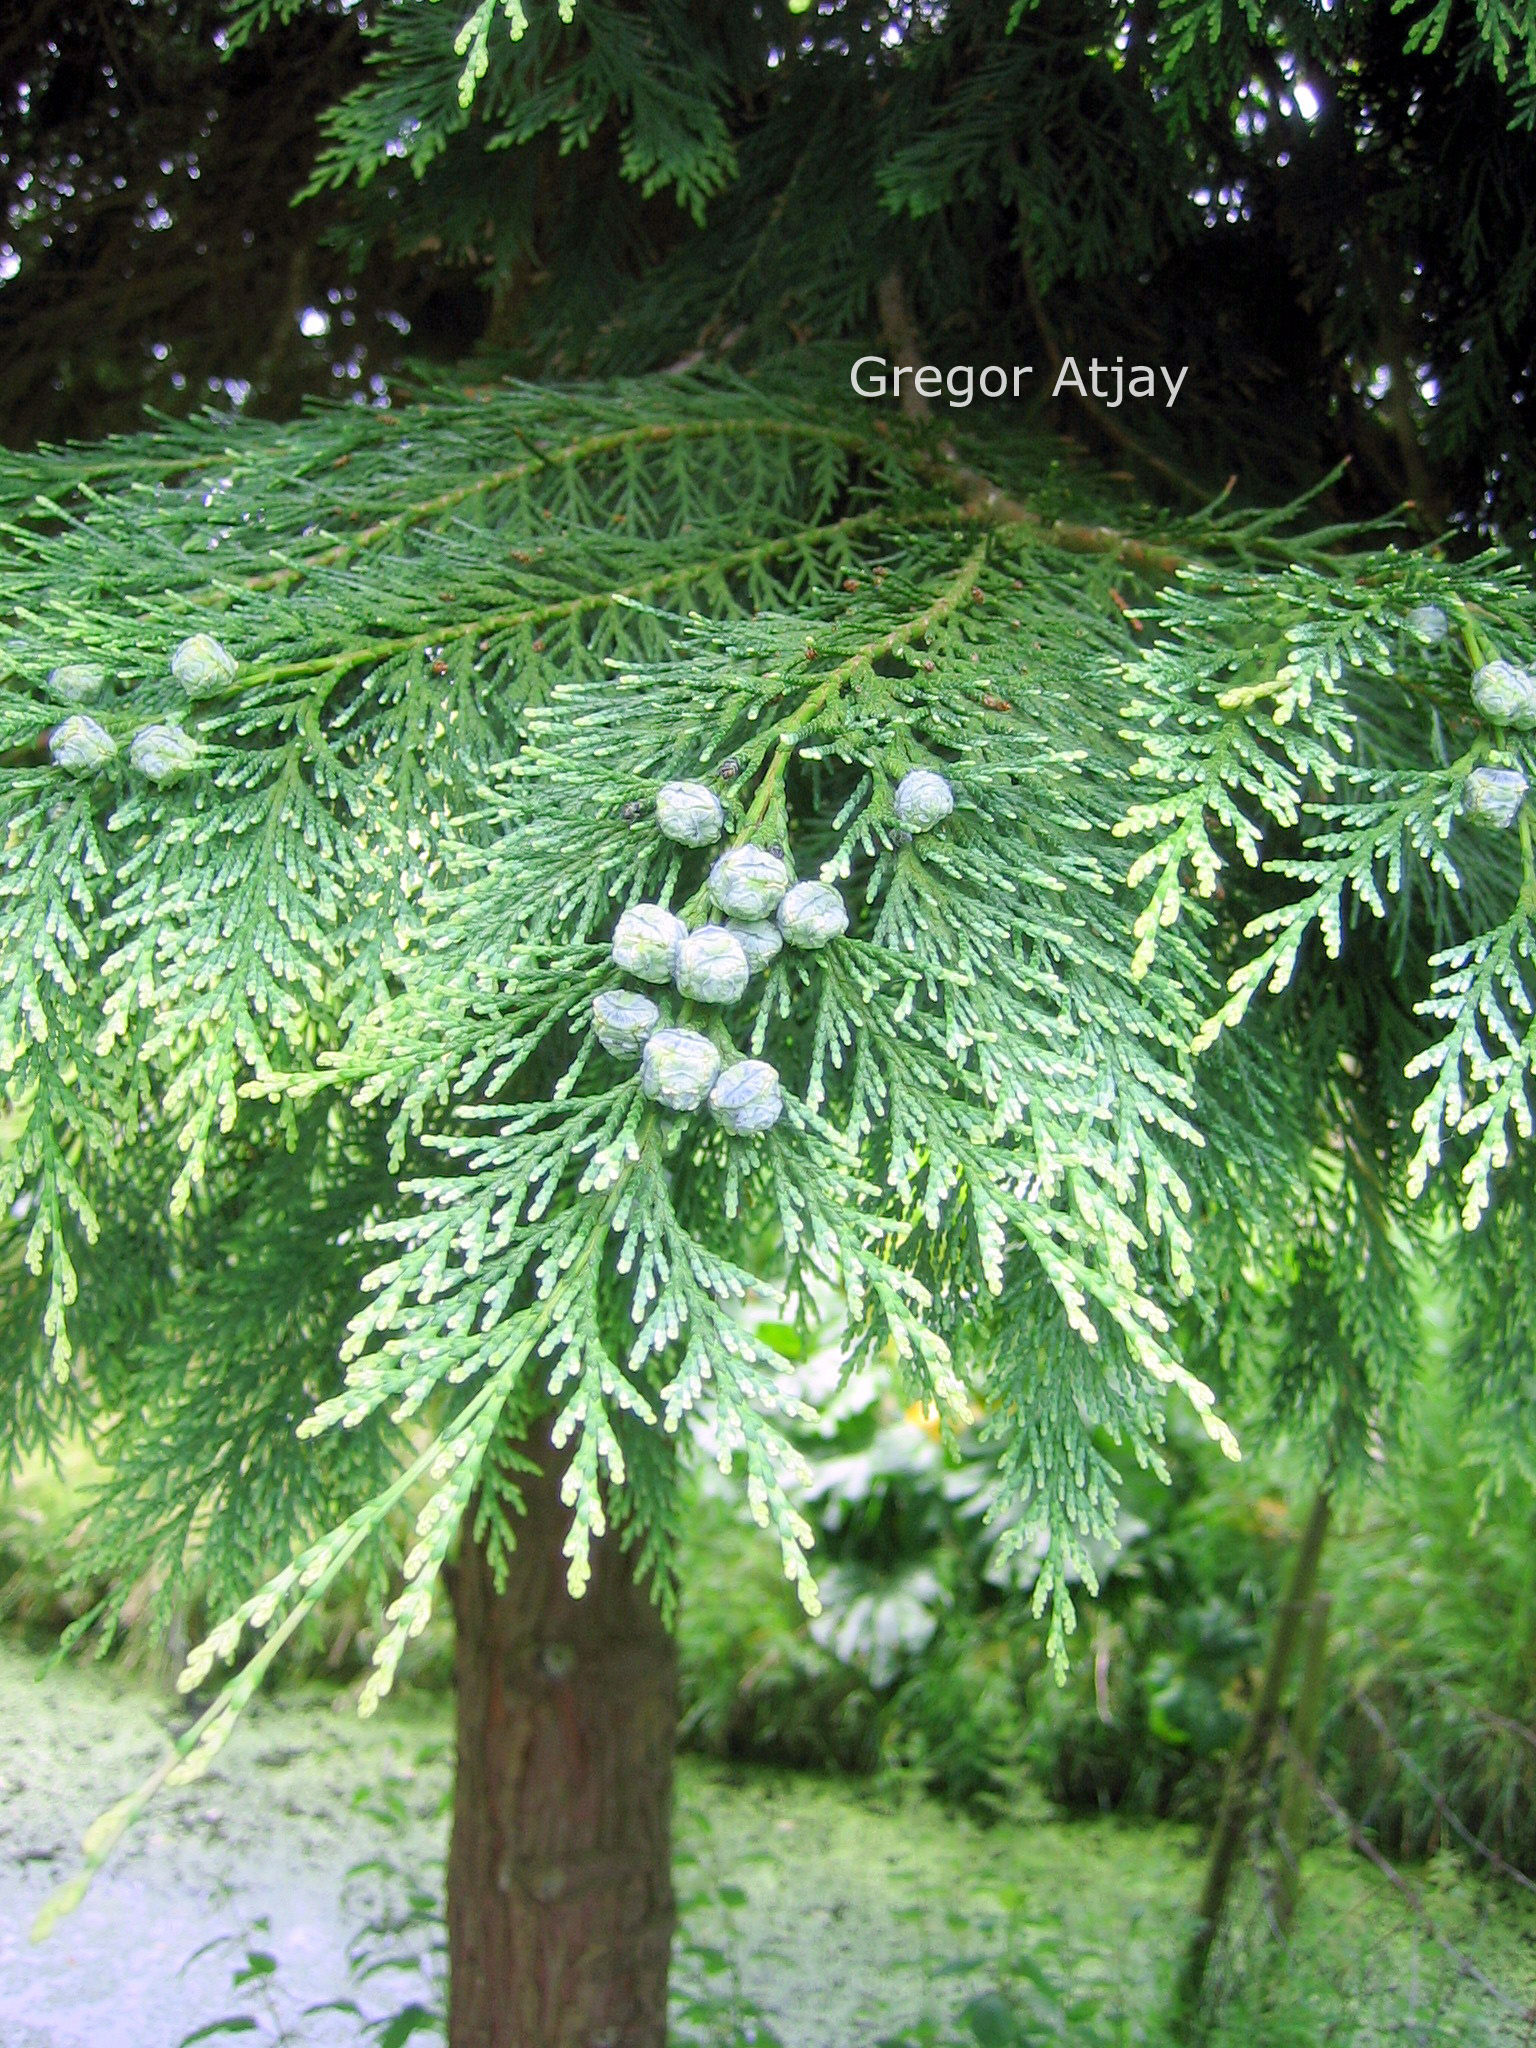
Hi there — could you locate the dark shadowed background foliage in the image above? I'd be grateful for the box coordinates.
[4,0,1536,540]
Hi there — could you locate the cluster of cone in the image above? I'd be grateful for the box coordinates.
[45,633,234,784]
[591,767,955,1135]
[1466,653,1536,830]
[1408,605,1536,831]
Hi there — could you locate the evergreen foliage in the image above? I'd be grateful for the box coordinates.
[5,0,1536,1938]
[10,1,1536,520]
[271,0,1536,532]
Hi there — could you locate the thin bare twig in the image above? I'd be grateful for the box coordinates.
[1346,1685,1536,1900]
[1290,1742,1531,2017]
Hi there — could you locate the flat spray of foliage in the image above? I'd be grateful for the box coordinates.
[1,364,1534,1889]
[262,0,1536,531]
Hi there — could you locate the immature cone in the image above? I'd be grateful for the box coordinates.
[725,918,783,974]
[655,781,724,847]
[1471,660,1536,729]
[591,990,659,1058]
[892,768,955,833]
[48,663,106,702]
[612,903,687,983]
[776,879,848,948]
[171,633,238,697]
[129,722,200,783]
[49,715,117,772]
[709,1059,783,1135]
[1405,606,1449,646]
[640,1028,721,1111]
[708,845,790,919]
[674,925,750,1005]
[1463,764,1528,829]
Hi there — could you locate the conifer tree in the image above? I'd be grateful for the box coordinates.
[4,5,1536,2044]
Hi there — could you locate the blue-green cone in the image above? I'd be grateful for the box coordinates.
[1471,661,1536,730]
[1463,764,1528,829]
[709,1059,783,1135]
[674,926,750,1005]
[892,768,955,833]
[641,1028,721,1111]
[130,722,201,783]
[171,633,238,698]
[655,781,725,847]
[776,879,848,948]
[49,716,117,772]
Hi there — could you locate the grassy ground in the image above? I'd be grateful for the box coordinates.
[3,1633,1535,2048]
[7,1340,1536,2046]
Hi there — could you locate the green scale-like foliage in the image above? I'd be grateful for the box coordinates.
[1123,551,1536,1225]
[2,370,1536,1849]
[241,0,1536,534]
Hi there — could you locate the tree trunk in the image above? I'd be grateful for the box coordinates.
[446,1422,678,2048]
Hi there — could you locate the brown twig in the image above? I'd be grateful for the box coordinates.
[872,259,1193,572]
[920,441,1188,576]
[876,268,932,423]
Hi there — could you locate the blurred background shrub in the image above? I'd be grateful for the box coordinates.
[11,1329,1531,1874]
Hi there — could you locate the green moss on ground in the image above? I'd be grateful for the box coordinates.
[4,1638,1533,2046]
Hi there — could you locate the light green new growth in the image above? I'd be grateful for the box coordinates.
[1122,551,1536,1227]
[452,0,576,108]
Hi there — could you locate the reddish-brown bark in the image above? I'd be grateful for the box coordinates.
[446,1424,677,2048]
